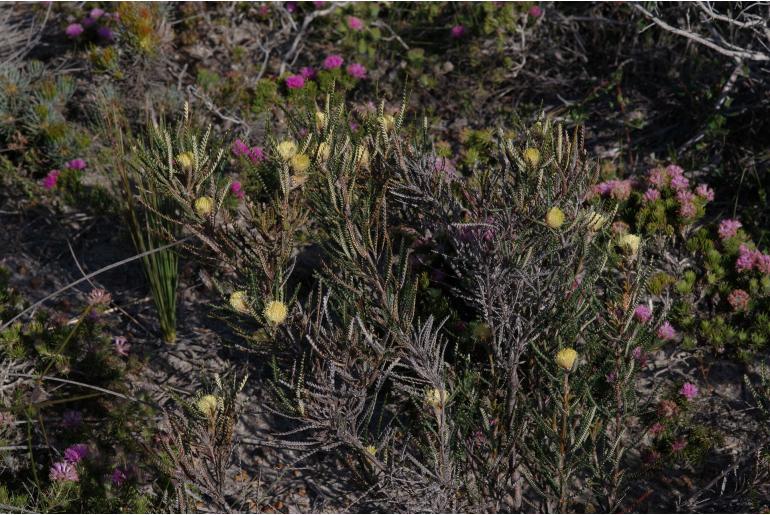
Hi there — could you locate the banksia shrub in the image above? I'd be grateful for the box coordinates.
[136,98,659,512]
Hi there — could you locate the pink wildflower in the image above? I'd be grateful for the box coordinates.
[65,23,84,38]
[593,179,632,201]
[642,188,660,202]
[736,244,756,272]
[323,54,344,70]
[657,321,678,341]
[249,146,265,163]
[680,382,699,400]
[695,183,714,201]
[64,443,89,464]
[90,7,105,19]
[669,174,689,191]
[671,438,687,453]
[300,66,316,79]
[50,461,79,482]
[346,63,367,79]
[346,16,364,31]
[666,164,685,179]
[718,219,742,240]
[82,16,96,28]
[450,25,466,38]
[756,253,770,275]
[648,167,668,188]
[649,422,664,435]
[529,5,543,17]
[42,169,60,190]
[113,336,130,357]
[634,304,652,324]
[230,181,245,200]
[285,1,297,13]
[232,139,250,157]
[66,158,87,170]
[87,288,112,306]
[285,75,305,89]
[727,289,750,312]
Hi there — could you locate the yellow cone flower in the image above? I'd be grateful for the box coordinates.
[364,445,376,456]
[618,233,641,258]
[381,114,395,131]
[315,111,326,131]
[176,151,194,171]
[194,196,214,217]
[587,211,607,232]
[523,147,541,167]
[546,207,565,229]
[197,394,218,418]
[425,388,447,409]
[229,291,249,314]
[316,141,331,162]
[290,153,310,174]
[555,348,578,372]
[276,140,298,161]
[264,300,288,325]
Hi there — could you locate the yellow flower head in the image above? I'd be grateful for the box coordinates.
[315,111,326,131]
[290,153,310,174]
[546,207,565,229]
[523,147,541,168]
[381,114,395,131]
[425,388,447,409]
[264,300,288,325]
[316,141,331,162]
[555,347,578,372]
[364,445,376,456]
[229,291,249,314]
[277,140,298,161]
[618,233,641,258]
[586,211,607,232]
[176,151,194,171]
[194,196,214,217]
[197,394,219,418]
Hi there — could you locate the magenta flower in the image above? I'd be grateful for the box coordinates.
[42,169,60,190]
[82,16,96,28]
[592,179,632,201]
[647,167,668,188]
[65,23,84,38]
[669,174,689,191]
[657,321,677,341]
[66,158,87,170]
[671,438,687,453]
[300,66,316,79]
[62,410,82,429]
[346,63,367,79]
[757,253,770,275]
[90,7,105,19]
[649,422,664,435]
[232,139,250,157]
[111,466,129,487]
[678,200,697,219]
[633,304,652,324]
[529,5,543,17]
[323,54,344,70]
[50,461,79,482]
[249,146,265,163]
[285,1,297,13]
[680,382,699,400]
[285,75,305,89]
[313,1,326,7]
[642,188,660,202]
[666,164,685,179]
[736,244,756,272]
[230,181,245,200]
[64,443,89,464]
[718,219,742,240]
[346,15,364,31]
[727,289,750,312]
[695,183,714,201]
[450,25,466,39]
[113,336,130,357]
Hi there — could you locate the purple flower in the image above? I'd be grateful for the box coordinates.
[347,15,364,31]
[648,167,667,188]
[62,410,82,429]
[670,174,689,191]
[633,304,652,324]
[249,146,265,163]
[113,336,130,357]
[285,1,297,13]
[81,16,96,28]
[111,466,129,487]
[529,5,543,17]
[718,219,742,240]
[657,321,678,341]
[66,158,87,170]
[695,183,714,201]
[727,289,750,312]
[346,63,367,79]
[300,66,316,79]
[64,443,89,464]
[90,7,105,19]
[323,54,344,70]
[680,382,699,400]
[50,461,79,482]
[65,23,84,38]
[285,75,305,89]
[736,244,756,272]
[592,179,632,201]
[450,25,466,39]
[97,26,114,42]
[42,169,60,190]
[232,139,250,157]
[757,253,770,275]
[230,181,245,200]
[631,346,647,367]
[642,188,660,202]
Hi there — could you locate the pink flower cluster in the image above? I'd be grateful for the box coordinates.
[736,244,770,274]
[592,179,634,201]
[230,181,245,200]
[114,336,130,357]
[232,139,265,163]
[676,190,697,219]
[285,75,305,89]
[346,16,365,31]
[657,321,678,341]
[50,461,79,482]
[680,382,698,400]
[718,219,742,240]
[286,53,367,89]
[633,304,652,324]
[64,8,117,42]
[42,169,60,190]
[727,289,750,312]
[63,443,89,464]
